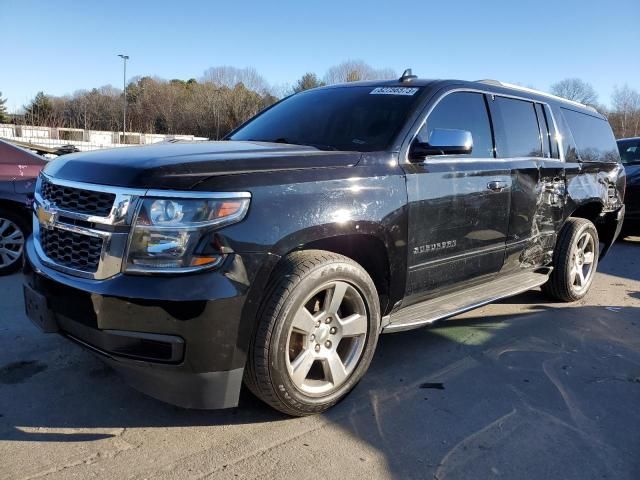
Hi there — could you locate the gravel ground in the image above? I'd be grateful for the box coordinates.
[1,238,639,480]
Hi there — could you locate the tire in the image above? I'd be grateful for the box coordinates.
[245,250,380,416]
[542,217,599,302]
[0,208,29,275]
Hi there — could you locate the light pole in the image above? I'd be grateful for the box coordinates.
[118,54,129,144]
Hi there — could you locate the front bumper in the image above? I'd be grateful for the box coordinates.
[23,237,267,409]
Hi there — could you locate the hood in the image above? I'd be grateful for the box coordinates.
[43,141,362,190]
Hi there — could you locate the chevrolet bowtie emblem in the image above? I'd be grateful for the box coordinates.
[37,203,58,229]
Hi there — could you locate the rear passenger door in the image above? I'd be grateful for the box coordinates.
[403,91,511,305]
[488,95,565,272]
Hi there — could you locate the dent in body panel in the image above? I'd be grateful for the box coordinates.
[520,161,565,268]
[519,175,563,268]
[565,162,625,213]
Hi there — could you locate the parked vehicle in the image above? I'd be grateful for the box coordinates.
[0,140,47,274]
[23,75,625,416]
[617,137,640,235]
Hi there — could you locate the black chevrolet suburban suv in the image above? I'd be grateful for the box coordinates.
[23,75,625,416]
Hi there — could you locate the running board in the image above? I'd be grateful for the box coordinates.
[382,270,550,333]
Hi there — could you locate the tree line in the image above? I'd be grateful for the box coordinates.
[1,63,638,140]
[2,61,397,140]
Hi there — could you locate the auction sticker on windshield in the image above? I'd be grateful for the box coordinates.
[370,87,419,95]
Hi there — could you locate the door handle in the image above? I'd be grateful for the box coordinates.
[487,181,508,192]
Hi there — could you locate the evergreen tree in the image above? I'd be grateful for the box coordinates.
[0,92,8,123]
[293,73,324,93]
[24,91,53,125]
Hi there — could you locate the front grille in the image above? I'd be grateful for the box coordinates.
[40,228,103,273]
[41,178,115,217]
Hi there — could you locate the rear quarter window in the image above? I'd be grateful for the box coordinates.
[561,108,620,163]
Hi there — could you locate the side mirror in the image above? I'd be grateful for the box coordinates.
[410,128,473,160]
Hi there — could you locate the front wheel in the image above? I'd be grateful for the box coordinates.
[245,250,380,416]
[0,209,28,275]
[542,218,599,302]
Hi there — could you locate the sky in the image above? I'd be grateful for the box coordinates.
[2,0,639,112]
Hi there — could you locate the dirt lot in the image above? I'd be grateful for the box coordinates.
[1,239,639,480]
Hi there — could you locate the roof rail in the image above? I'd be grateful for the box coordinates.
[476,79,598,112]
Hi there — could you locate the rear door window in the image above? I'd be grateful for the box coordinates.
[490,97,542,158]
[561,108,619,162]
[418,92,494,158]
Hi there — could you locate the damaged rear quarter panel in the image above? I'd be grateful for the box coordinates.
[564,161,626,256]
[565,161,625,215]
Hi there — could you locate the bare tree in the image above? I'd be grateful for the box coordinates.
[324,60,397,85]
[609,85,640,138]
[201,66,269,94]
[550,78,599,106]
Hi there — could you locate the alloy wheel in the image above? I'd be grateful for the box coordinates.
[285,281,368,395]
[0,218,25,269]
[571,230,596,293]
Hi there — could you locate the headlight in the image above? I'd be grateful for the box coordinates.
[125,193,250,273]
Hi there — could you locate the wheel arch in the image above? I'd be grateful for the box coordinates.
[300,234,391,314]
[236,224,400,371]
[567,201,604,223]
[0,198,32,232]
[565,200,621,259]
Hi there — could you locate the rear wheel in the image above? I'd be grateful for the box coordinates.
[0,209,28,275]
[245,250,380,416]
[542,218,599,302]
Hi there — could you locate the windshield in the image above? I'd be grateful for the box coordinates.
[618,139,640,165]
[229,86,423,152]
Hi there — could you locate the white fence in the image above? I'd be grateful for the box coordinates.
[0,124,208,152]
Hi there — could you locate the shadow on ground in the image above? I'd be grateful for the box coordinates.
[600,236,640,282]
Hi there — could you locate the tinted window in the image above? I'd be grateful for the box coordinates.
[553,106,579,161]
[562,108,620,162]
[417,92,493,158]
[230,86,423,152]
[491,97,542,158]
[618,139,640,165]
[535,104,550,157]
[542,104,560,159]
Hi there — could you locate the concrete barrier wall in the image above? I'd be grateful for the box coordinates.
[0,124,208,151]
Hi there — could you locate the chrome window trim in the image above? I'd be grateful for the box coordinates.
[402,87,565,164]
[33,173,251,280]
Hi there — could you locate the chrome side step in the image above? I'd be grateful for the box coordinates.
[382,270,550,333]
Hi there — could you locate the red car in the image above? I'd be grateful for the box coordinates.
[0,140,47,274]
